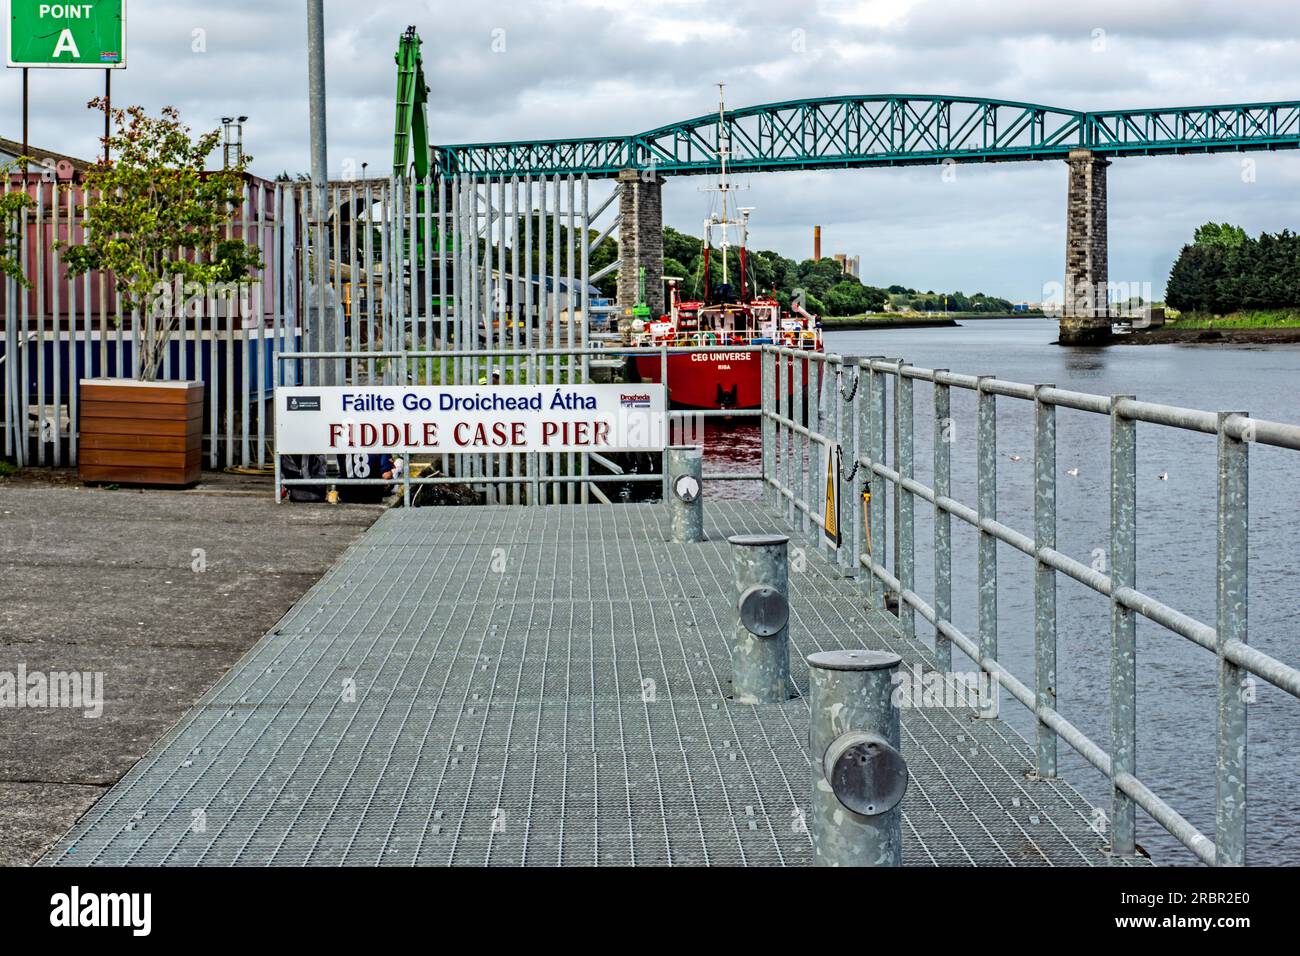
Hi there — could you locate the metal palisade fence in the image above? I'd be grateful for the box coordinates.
[1,171,622,484]
[2,172,295,470]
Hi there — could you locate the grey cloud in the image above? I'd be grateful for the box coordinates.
[1,0,1296,299]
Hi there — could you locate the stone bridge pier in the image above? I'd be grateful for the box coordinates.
[1060,148,1111,346]
[617,169,666,319]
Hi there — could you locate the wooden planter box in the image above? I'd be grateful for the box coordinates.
[78,379,203,486]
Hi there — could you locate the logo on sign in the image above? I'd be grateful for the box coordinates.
[620,393,651,408]
[287,395,321,411]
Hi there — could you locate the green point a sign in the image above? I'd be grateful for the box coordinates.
[7,1,127,69]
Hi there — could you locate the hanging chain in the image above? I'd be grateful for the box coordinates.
[838,366,860,402]
[831,367,860,480]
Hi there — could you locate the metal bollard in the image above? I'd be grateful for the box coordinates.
[808,649,908,866]
[666,445,704,543]
[727,534,791,703]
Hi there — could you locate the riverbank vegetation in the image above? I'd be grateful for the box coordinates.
[1166,310,1300,329]
[415,214,1020,320]
[1166,222,1300,325]
[820,310,1041,329]
[820,314,955,329]
[660,225,1015,317]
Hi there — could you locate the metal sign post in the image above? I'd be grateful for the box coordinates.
[21,67,29,181]
[7,1,127,166]
[103,67,111,163]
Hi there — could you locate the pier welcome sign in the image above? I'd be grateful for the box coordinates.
[275,384,668,455]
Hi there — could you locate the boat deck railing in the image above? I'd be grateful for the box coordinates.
[626,328,822,350]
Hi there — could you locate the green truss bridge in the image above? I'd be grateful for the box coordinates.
[432,94,1300,178]
[429,92,1299,347]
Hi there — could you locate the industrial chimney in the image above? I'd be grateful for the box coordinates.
[814,225,822,261]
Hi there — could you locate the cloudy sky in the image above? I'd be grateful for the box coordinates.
[3,0,1298,300]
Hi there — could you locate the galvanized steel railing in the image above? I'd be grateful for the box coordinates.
[759,345,1300,866]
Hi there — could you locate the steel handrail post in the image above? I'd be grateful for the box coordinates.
[932,371,952,672]
[762,346,772,504]
[1034,383,1058,778]
[891,362,901,580]
[1109,395,1138,855]
[813,354,828,553]
[801,352,812,535]
[846,357,863,581]
[868,359,889,610]
[976,376,998,672]
[897,362,915,636]
[786,352,796,527]
[1215,409,1250,865]
[830,355,846,567]
[774,348,786,514]
[527,352,540,505]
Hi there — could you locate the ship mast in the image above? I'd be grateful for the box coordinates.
[715,84,730,287]
[702,83,747,293]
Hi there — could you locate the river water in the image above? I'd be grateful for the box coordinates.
[702,317,1300,865]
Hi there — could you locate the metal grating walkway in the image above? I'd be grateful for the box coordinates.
[43,502,1144,866]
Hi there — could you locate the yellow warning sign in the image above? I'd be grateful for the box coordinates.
[822,440,841,548]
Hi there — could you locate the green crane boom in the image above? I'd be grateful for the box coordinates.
[392,24,454,294]
[393,26,430,182]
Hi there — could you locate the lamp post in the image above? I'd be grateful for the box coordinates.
[306,0,329,385]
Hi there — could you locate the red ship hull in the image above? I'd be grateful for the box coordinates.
[632,350,809,410]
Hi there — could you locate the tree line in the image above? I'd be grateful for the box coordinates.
[660,226,1012,317]
[298,196,1014,318]
[1166,222,1300,315]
